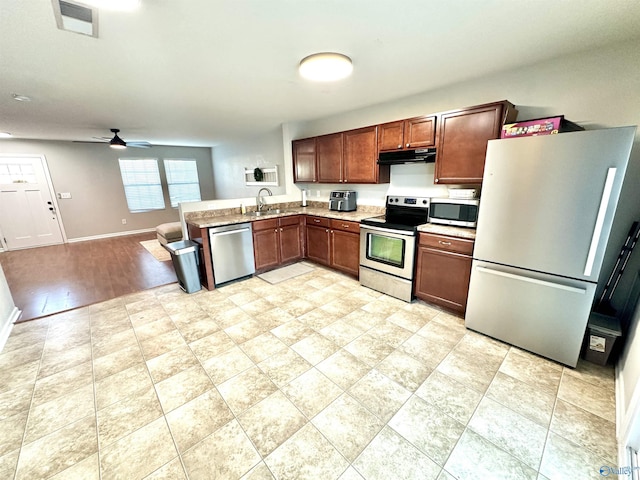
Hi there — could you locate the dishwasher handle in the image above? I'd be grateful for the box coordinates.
[211,227,251,237]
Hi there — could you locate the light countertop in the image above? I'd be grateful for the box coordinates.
[186,206,476,240]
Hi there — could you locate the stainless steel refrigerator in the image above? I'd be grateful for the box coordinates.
[465,126,636,367]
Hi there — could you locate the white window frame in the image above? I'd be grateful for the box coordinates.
[163,158,201,208]
[118,158,166,213]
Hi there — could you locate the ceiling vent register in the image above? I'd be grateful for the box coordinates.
[52,0,99,37]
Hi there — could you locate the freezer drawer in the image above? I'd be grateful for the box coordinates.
[465,260,597,367]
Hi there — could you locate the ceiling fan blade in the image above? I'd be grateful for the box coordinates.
[127,141,152,148]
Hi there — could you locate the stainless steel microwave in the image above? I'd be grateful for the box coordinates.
[428,198,479,228]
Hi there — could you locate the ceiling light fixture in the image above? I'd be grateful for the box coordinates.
[0,132,12,138]
[109,129,127,149]
[299,52,353,82]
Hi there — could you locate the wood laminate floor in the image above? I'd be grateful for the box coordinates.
[0,232,177,322]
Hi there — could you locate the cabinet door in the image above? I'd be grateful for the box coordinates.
[317,133,344,183]
[293,138,317,183]
[414,245,472,314]
[405,116,436,148]
[435,101,516,184]
[378,121,405,152]
[306,224,330,266]
[253,228,280,271]
[330,229,360,277]
[279,222,303,264]
[343,126,389,184]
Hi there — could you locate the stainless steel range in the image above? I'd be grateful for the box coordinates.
[359,196,430,302]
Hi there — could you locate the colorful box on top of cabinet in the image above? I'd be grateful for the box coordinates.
[501,115,584,138]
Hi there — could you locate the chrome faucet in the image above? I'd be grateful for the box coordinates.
[257,187,272,211]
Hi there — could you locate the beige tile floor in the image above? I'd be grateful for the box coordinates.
[0,263,618,480]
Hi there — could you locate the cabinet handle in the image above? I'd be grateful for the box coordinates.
[397,144,402,148]
[406,143,410,147]
[275,229,278,233]
[280,228,283,232]
[326,229,329,233]
[314,219,320,223]
[342,224,349,228]
[439,241,452,246]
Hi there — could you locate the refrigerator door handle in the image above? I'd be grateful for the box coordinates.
[475,266,587,294]
[583,167,617,277]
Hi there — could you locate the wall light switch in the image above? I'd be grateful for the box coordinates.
[58,192,72,199]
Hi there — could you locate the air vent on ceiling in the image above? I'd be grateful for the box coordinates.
[52,0,99,37]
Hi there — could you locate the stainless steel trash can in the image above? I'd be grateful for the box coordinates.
[165,240,201,293]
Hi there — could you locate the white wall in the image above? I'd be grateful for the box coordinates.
[0,140,215,239]
[211,128,286,199]
[0,264,18,351]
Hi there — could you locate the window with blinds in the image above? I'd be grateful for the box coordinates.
[118,158,165,212]
[163,159,201,208]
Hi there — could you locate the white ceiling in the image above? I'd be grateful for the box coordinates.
[2,0,640,147]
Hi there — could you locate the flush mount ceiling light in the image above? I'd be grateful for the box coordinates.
[0,132,12,138]
[299,52,353,82]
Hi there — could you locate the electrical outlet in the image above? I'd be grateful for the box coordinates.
[121,219,127,225]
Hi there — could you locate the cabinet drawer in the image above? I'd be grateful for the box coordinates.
[306,216,330,228]
[279,215,301,227]
[252,218,279,231]
[419,232,474,255]
[330,219,359,233]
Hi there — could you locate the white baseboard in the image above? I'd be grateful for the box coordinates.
[0,307,20,352]
[67,228,156,243]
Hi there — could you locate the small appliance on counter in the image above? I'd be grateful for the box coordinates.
[428,197,479,228]
[329,190,357,212]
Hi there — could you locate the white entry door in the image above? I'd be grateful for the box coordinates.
[0,156,64,250]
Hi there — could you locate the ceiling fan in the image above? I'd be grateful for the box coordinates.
[81,128,152,149]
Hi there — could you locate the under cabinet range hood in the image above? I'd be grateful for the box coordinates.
[377,148,436,165]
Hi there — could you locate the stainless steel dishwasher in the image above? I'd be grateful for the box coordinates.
[208,222,255,285]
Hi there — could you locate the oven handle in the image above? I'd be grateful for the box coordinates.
[360,224,416,237]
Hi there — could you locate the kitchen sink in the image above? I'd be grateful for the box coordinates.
[247,209,283,216]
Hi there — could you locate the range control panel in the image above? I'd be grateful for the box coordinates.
[386,196,430,208]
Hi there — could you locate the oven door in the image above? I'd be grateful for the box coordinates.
[360,225,416,280]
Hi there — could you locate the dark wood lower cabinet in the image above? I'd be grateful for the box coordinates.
[306,223,331,266]
[253,216,303,272]
[414,233,474,314]
[305,216,360,277]
[329,220,360,276]
[253,223,281,271]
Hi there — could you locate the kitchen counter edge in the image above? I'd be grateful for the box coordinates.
[187,208,475,239]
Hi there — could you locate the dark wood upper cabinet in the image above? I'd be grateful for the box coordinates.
[434,100,517,184]
[343,126,389,184]
[317,133,343,183]
[378,121,405,151]
[292,138,317,183]
[293,100,515,186]
[405,116,436,149]
[378,116,436,152]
